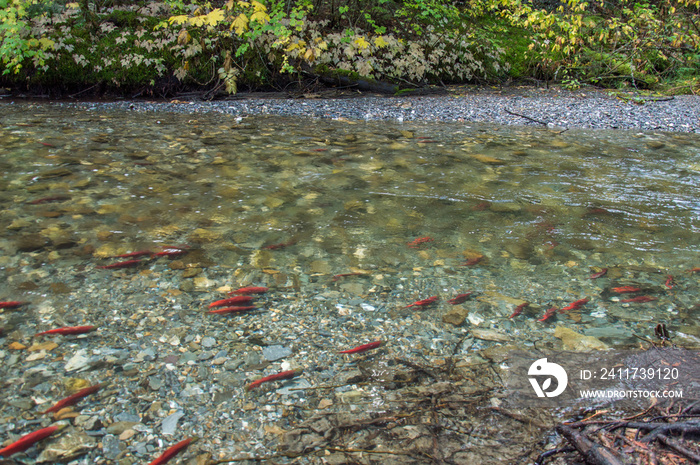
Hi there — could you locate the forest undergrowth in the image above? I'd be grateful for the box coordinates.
[1,0,698,97]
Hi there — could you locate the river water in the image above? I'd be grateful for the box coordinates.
[1,103,699,463]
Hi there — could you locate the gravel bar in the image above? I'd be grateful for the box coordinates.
[48,86,700,133]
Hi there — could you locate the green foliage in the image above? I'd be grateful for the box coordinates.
[495,0,700,88]
[3,2,175,90]
[0,0,54,75]
[157,0,510,93]
[0,0,697,94]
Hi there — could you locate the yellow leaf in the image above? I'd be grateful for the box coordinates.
[274,37,290,47]
[237,1,250,7]
[204,8,225,26]
[251,0,267,12]
[354,36,370,50]
[177,29,191,45]
[250,10,270,24]
[231,13,249,35]
[304,48,315,62]
[38,37,55,50]
[169,15,190,25]
[66,2,79,8]
[191,16,206,27]
[374,36,388,48]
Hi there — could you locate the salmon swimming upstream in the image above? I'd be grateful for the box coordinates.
[339,341,383,354]
[228,286,268,295]
[0,301,27,309]
[460,255,484,266]
[588,268,608,279]
[665,275,674,289]
[538,307,558,322]
[403,296,439,308]
[560,297,590,312]
[509,302,529,318]
[208,296,254,308]
[41,384,102,414]
[331,272,368,281]
[611,286,641,293]
[0,426,59,457]
[246,369,302,391]
[447,293,472,305]
[97,259,142,269]
[113,250,153,259]
[147,437,196,465]
[407,236,434,248]
[35,325,97,337]
[207,306,256,315]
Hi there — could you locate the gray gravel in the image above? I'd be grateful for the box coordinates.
[55,86,700,133]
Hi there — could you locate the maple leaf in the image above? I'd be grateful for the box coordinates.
[205,9,225,26]
[169,15,190,25]
[312,37,328,51]
[38,37,55,50]
[190,16,206,27]
[274,37,290,48]
[251,0,267,12]
[304,48,315,62]
[374,36,389,48]
[354,36,370,49]
[231,13,249,35]
[177,29,191,45]
[250,10,270,24]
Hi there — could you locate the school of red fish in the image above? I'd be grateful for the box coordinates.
[0,232,696,463]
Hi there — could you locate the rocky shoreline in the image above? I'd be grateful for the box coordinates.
[34,86,700,133]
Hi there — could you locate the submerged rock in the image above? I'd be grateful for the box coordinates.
[554,326,609,351]
[16,233,48,251]
[37,430,96,463]
[442,305,470,326]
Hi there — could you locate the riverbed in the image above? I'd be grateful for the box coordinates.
[0,101,698,464]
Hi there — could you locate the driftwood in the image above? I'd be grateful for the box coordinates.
[504,108,549,126]
[541,400,700,465]
[555,424,627,465]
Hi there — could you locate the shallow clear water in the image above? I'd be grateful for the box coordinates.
[1,103,700,462]
[1,105,699,334]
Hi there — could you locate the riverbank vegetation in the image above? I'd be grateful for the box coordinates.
[1,0,698,97]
